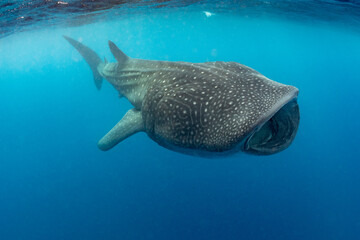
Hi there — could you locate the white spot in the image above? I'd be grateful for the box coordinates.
[57,1,68,5]
[203,11,215,17]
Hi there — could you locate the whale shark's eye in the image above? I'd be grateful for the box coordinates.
[244,99,300,155]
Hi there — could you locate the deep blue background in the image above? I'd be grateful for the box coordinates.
[1,10,360,240]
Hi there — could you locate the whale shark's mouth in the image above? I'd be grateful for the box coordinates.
[244,99,300,155]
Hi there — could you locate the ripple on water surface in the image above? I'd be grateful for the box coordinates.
[0,0,360,39]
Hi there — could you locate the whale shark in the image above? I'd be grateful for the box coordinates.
[64,36,300,156]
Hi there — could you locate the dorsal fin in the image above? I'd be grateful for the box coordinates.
[108,40,129,64]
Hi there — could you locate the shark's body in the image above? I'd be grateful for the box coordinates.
[65,36,300,156]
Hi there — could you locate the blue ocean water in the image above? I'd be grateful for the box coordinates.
[1,1,360,239]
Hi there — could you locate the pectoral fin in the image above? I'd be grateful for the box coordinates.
[98,109,144,151]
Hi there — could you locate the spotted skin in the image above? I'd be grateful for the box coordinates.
[138,61,297,152]
[65,36,299,155]
[100,59,297,152]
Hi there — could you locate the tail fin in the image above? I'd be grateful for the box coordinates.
[63,36,103,90]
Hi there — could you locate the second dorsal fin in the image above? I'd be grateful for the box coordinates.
[108,40,129,64]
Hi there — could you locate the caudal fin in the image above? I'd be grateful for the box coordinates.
[63,36,103,90]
